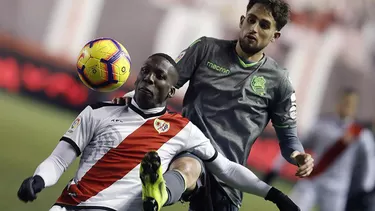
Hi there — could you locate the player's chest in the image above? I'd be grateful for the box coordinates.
[91,115,188,149]
[82,115,189,164]
[95,119,162,141]
[193,58,278,105]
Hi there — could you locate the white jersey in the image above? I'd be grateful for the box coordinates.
[287,116,375,211]
[303,117,374,192]
[55,101,218,210]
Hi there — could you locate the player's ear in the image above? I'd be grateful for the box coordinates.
[168,87,176,98]
[271,31,281,42]
[239,15,245,28]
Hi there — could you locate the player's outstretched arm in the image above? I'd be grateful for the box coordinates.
[271,75,314,177]
[17,141,76,203]
[18,105,95,203]
[274,127,314,177]
[205,153,300,211]
[207,152,271,197]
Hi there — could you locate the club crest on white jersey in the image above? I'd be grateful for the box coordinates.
[154,118,170,134]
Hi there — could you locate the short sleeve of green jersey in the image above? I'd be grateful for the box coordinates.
[174,37,207,88]
[271,75,297,128]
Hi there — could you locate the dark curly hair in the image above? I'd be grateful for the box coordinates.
[247,0,290,31]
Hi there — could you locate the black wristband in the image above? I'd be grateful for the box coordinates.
[265,187,283,202]
[33,175,45,193]
[265,186,301,211]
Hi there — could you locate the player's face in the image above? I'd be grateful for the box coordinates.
[134,56,176,109]
[338,93,358,118]
[238,3,280,55]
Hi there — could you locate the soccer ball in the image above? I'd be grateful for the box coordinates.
[76,38,131,92]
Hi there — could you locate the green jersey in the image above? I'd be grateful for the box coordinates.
[175,36,301,206]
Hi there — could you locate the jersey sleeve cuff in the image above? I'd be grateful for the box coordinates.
[60,137,81,157]
[203,150,218,162]
[273,124,297,129]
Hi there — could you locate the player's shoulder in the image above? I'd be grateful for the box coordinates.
[86,101,126,118]
[263,56,293,91]
[360,128,374,139]
[164,113,205,137]
[163,110,190,124]
[193,36,234,49]
[89,101,123,110]
[162,111,200,131]
[355,127,375,150]
[203,37,235,48]
[263,56,289,76]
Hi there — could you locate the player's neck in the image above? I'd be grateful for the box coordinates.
[132,99,166,114]
[235,43,264,63]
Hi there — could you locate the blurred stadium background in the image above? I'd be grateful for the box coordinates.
[0,0,374,210]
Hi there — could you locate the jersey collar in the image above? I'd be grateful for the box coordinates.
[231,40,266,68]
[236,54,265,68]
[129,100,167,119]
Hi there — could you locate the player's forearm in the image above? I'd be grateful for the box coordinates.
[34,156,65,187]
[274,126,304,165]
[206,153,271,198]
[34,141,76,187]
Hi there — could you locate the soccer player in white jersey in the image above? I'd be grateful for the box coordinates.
[264,89,375,211]
[17,53,300,211]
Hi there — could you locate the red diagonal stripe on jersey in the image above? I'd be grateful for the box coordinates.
[309,123,363,178]
[56,113,189,206]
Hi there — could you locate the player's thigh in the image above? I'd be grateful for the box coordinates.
[170,152,209,209]
[289,180,317,211]
[170,152,238,211]
[169,152,204,188]
[189,174,239,211]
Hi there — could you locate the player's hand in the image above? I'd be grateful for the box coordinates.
[265,187,301,211]
[291,151,314,178]
[17,175,45,203]
[112,96,130,105]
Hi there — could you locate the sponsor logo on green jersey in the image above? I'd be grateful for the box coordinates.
[207,61,230,74]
